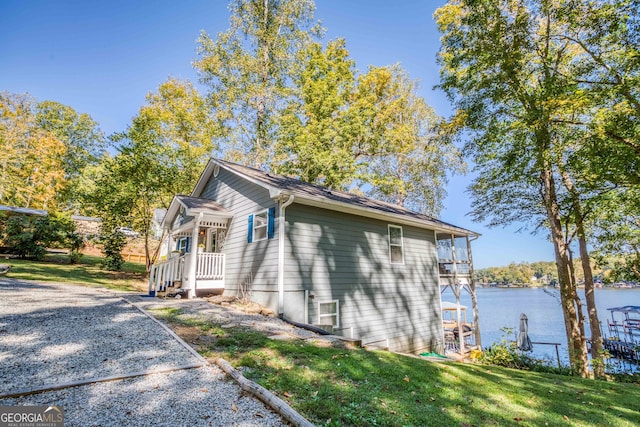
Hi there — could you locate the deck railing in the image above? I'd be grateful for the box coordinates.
[148,254,186,294]
[196,252,225,280]
[148,252,225,295]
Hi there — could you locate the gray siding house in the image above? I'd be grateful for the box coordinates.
[150,159,479,354]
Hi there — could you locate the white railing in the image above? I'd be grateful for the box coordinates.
[196,252,225,280]
[148,254,186,294]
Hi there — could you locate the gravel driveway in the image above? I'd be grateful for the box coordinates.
[0,279,287,426]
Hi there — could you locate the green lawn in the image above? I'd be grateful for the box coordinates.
[152,307,640,427]
[3,257,638,426]
[1,254,148,292]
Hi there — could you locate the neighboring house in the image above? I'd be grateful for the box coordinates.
[71,215,102,239]
[151,208,167,240]
[0,205,47,217]
[150,159,479,354]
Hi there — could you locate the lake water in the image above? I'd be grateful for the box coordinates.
[445,286,640,367]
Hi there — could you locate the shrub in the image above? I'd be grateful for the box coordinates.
[99,225,127,270]
[0,212,83,260]
[479,327,573,376]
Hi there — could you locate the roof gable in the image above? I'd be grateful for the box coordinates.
[162,194,231,230]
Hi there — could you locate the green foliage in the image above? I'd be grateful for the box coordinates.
[0,92,105,212]
[35,100,106,211]
[0,92,67,210]
[2,215,47,260]
[356,65,465,216]
[590,188,640,282]
[274,38,358,189]
[473,260,604,285]
[434,0,640,377]
[194,1,464,215]
[195,0,323,168]
[274,39,464,215]
[0,212,82,261]
[90,78,217,271]
[479,328,573,376]
[99,222,127,271]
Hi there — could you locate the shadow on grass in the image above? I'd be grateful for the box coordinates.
[2,255,147,292]
[153,307,640,427]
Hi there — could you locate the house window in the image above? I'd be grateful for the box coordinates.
[253,210,268,242]
[318,300,339,327]
[388,225,404,264]
[177,237,190,254]
[247,207,276,243]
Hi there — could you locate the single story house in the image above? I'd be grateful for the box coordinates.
[150,159,479,354]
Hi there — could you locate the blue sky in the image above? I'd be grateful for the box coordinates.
[0,0,555,268]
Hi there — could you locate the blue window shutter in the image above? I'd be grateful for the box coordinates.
[185,237,191,253]
[267,207,276,239]
[247,214,253,243]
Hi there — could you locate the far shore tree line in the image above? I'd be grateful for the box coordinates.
[474,259,632,286]
[1,0,638,378]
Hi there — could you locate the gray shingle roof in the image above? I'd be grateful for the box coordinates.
[213,159,478,237]
[175,195,230,213]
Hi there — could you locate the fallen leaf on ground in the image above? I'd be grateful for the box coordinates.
[284,392,292,397]
[403,376,410,382]
[232,403,238,412]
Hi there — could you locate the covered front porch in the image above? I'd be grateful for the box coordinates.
[149,195,232,298]
[437,232,481,357]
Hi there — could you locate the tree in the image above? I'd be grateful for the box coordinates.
[274,38,359,189]
[92,79,218,271]
[591,188,640,282]
[35,101,106,211]
[435,0,606,376]
[194,0,322,168]
[0,92,67,210]
[0,92,106,212]
[274,40,464,215]
[358,64,465,216]
[562,0,640,189]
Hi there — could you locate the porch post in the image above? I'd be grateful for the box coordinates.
[164,227,172,259]
[467,235,481,348]
[187,212,203,298]
[451,234,466,354]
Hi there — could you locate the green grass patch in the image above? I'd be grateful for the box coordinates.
[153,307,640,427]
[1,254,148,292]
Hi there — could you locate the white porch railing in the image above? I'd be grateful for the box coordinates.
[148,254,186,294]
[148,252,226,295]
[196,252,225,280]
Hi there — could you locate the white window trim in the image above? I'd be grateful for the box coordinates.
[318,299,340,328]
[252,209,269,242]
[177,237,189,253]
[388,224,404,265]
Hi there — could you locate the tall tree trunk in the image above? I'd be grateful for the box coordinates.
[540,167,589,377]
[251,0,271,169]
[567,245,587,351]
[560,169,605,378]
[568,245,588,361]
[578,230,605,378]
